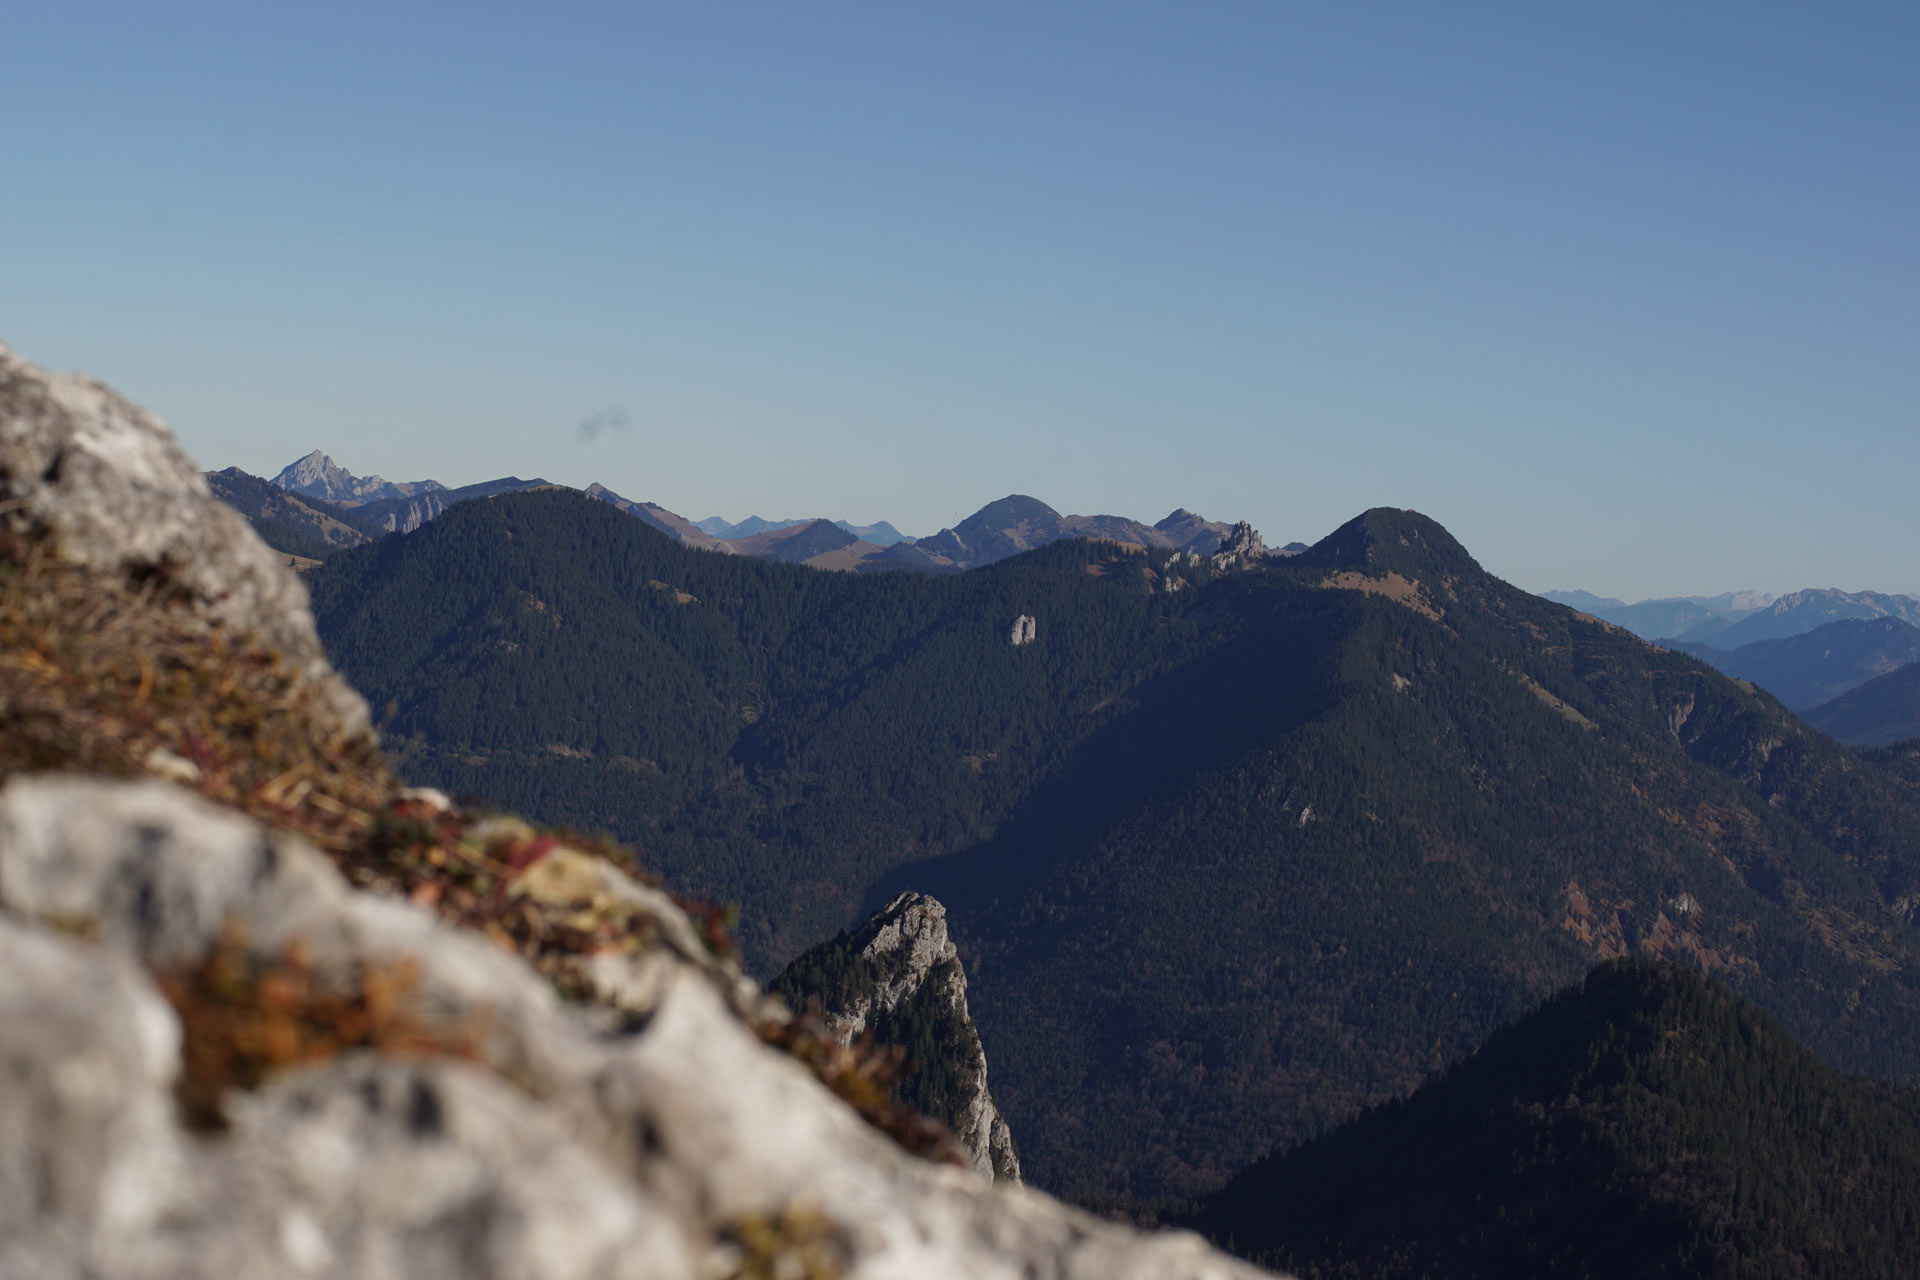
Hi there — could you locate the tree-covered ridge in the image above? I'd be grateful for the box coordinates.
[308,487,1231,964]
[1805,662,1920,747]
[204,467,371,562]
[310,492,1920,1200]
[909,508,1920,1197]
[1190,958,1920,1280]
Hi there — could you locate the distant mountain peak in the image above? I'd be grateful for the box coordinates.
[961,495,1062,530]
[1303,507,1480,580]
[270,451,445,505]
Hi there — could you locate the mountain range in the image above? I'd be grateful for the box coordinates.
[1540,589,1777,641]
[80,428,1920,1270]
[219,452,1272,579]
[1545,586,1920,648]
[204,466,373,563]
[306,487,1920,1203]
[1804,664,1920,748]
[697,514,915,546]
[1669,616,1920,713]
[864,496,1298,574]
[271,447,447,504]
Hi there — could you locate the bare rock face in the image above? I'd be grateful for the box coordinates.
[0,343,368,741]
[271,448,445,505]
[1009,615,1038,646]
[778,893,1022,1183]
[1209,521,1268,573]
[0,778,1274,1279]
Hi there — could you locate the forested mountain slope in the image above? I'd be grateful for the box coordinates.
[1190,959,1920,1280]
[311,493,1920,1202]
[309,488,1229,964]
[901,508,1920,1196]
[205,466,372,561]
[1667,616,1920,710]
[1805,662,1920,747]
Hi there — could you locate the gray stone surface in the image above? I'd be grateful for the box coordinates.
[1209,521,1268,572]
[0,341,368,739]
[0,777,1277,1278]
[0,917,690,1280]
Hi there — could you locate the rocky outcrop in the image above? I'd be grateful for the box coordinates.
[0,343,370,742]
[775,893,1022,1183]
[1009,615,1038,647]
[1153,508,1236,557]
[271,448,445,504]
[0,341,1276,1278]
[0,776,1284,1278]
[1209,521,1268,573]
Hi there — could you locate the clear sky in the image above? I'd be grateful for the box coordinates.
[4,3,1915,599]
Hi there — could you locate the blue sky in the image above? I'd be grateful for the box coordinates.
[4,3,1915,598]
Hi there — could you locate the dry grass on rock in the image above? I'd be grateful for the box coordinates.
[1,525,968,1170]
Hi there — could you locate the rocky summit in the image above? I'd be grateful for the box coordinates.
[773,893,1021,1183]
[0,341,1275,1278]
[272,448,445,505]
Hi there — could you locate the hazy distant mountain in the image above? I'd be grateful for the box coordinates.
[205,467,371,562]
[725,518,875,566]
[1538,588,1625,612]
[862,495,1253,573]
[1668,617,1920,711]
[1675,587,1920,649]
[697,514,915,546]
[1804,663,1920,747]
[1151,508,1236,555]
[1543,590,1775,641]
[271,449,445,505]
[1191,959,1920,1279]
[260,453,902,564]
[703,514,806,539]
[835,520,912,546]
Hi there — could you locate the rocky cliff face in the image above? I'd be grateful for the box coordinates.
[0,341,1274,1279]
[1208,521,1268,572]
[774,894,1022,1183]
[272,448,444,504]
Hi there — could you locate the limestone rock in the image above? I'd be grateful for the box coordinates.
[0,343,368,740]
[0,777,1275,1278]
[0,916,691,1280]
[271,448,444,505]
[776,892,1022,1183]
[1209,522,1268,573]
[1009,615,1037,646]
